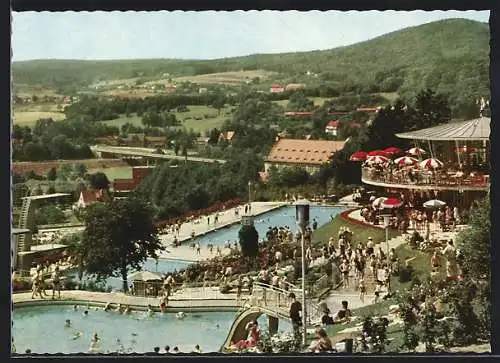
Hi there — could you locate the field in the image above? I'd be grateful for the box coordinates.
[103,105,232,133]
[13,110,66,126]
[272,97,333,108]
[89,166,133,181]
[12,158,128,175]
[173,70,277,85]
[102,114,144,129]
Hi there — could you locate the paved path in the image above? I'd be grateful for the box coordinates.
[157,202,285,262]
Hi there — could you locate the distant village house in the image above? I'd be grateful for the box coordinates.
[75,189,107,209]
[270,84,285,93]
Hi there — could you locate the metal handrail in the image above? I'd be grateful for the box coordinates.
[250,281,321,325]
[362,167,489,188]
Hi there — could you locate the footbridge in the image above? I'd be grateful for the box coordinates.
[221,282,321,350]
[90,145,227,164]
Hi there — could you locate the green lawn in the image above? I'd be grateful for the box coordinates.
[102,114,143,129]
[102,105,231,134]
[90,166,133,181]
[311,212,400,247]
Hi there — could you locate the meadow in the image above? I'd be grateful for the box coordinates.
[102,105,232,134]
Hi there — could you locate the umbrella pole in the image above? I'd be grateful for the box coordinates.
[455,140,461,169]
[427,140,433,159]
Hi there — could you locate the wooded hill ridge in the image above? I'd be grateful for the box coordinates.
[13,18,490,103]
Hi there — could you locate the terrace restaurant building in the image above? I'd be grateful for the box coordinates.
[264,138,347,175]
[360,117,490,208]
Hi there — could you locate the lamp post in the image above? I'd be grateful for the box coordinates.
[248,181,252,212]
[294,199,310,347]
[380,212,392,293]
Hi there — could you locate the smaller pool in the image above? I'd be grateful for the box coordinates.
[12,305,291,354]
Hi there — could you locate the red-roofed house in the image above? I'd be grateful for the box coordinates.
[325,120,340,136]
[144,136,166,148]
[270,84,284,93]
[75,189,107,209]
[264,138,347,175]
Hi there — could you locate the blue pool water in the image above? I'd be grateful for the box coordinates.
[12,305,291,354]
[73,205,344,290]
[192,205,344,247]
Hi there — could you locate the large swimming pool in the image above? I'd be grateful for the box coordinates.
[73,205,344,290]
[191,205,343,247]
[12,305,290,354]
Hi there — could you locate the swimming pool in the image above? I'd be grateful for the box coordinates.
[191,205,344,247]
[12,305,290,354]
[71,205,344,290]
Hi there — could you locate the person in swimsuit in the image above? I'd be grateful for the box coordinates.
[51,266,61,299]
[309,328,333,352]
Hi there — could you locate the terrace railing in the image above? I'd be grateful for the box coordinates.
[362,167,489,189]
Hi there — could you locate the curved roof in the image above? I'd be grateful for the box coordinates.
[396,117,490,141]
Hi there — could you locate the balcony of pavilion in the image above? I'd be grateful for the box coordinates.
[361,117,490,192]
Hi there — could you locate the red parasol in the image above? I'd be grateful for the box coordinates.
[381,198,403,208]
[420,158,444,169]
[350,151,368,162]
[366,155,390,164]
[384,147,402,155]
[407,147,426,156]
[367,150,390,157]
[394,156,419,166]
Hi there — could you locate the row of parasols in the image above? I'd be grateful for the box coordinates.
[350,147,445,169]
[371,196,447,210]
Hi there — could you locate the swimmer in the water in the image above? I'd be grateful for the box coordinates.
[73,305,78,311]
[215,324,220,328]
[89,333,100,352]
[71,331,82,340]
[83,310,89,316]
[125,305,132,314]
[64,319,71,328]
[147,304,154,317]
[104,302,111,312]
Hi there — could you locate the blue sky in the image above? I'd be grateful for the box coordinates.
[12,10,489,61]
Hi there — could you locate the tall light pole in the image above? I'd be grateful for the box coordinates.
[248,180,252,211]
[295,199,310,347]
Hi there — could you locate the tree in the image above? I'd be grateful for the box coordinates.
[408,88,451,131]
[456,197,490,281]
[74,163,88,178]
[58,163,74,180]
[35,205,66,225]
[87,172,110,190]
[47,167,58,181]
[238,224,259,259]
[79,197,163,292]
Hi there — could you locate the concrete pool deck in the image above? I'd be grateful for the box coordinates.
[13,288,242,311]
[157,201,286,262]
[157,201,349,262]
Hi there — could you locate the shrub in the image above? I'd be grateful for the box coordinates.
[408,231,424,249]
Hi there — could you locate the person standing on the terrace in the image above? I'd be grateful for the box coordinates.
[366,237,374,256]
[288,293,302,339]
[442,240,458,279]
